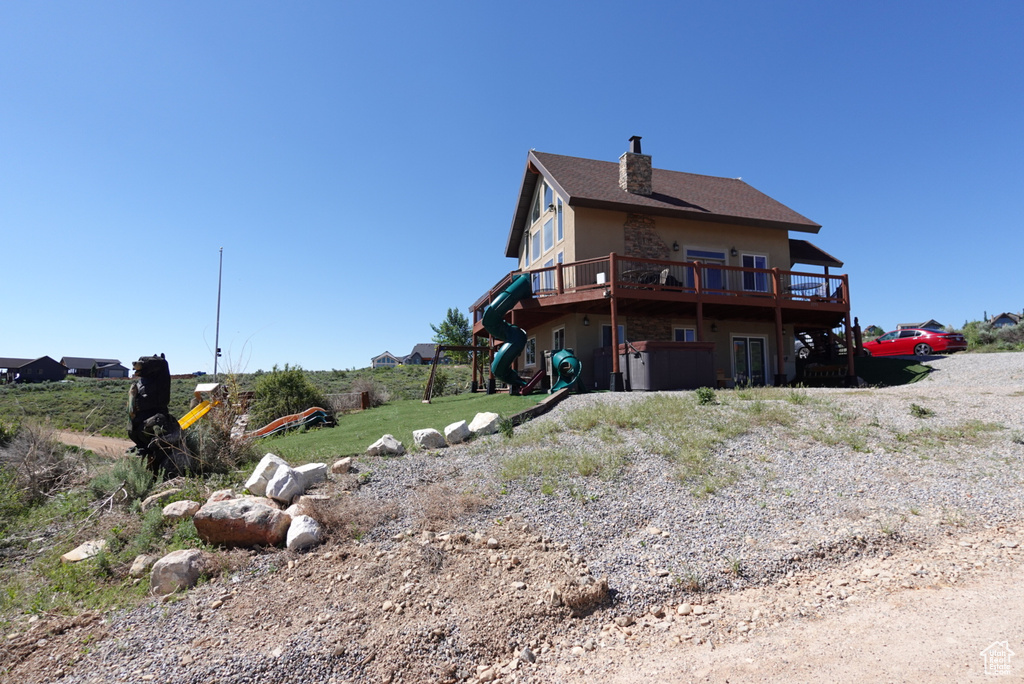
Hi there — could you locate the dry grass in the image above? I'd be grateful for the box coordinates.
[410,483,485,531]
[0,421,88,506]
[312,495,400,540]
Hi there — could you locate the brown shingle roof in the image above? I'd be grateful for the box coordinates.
[506,150,821,257]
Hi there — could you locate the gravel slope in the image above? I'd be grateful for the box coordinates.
[8,352,1023,683]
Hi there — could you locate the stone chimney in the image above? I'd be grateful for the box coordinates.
[618,135,652,196]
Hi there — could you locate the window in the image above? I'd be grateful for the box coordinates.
[543,182,553,210]
[522,236,529,267]
[543,218,553,253]
[674,327,696,342]
[602,324,626,347]
[556,198,563,241]
[531,183,542,223]
[553,327,565,351]
[540,258,555,291]
[742,254,769,292]
[525,337,536,366]
[531,230,541,264]
[685,249,726,290]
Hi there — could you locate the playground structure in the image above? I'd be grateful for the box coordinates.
[244,406,332,438]
[177,383,225,430]
[479,273,582,395]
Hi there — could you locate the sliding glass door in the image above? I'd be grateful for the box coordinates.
[733,336,767,386]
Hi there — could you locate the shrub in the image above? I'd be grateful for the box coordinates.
[349,376,391,408]
[0,421,86,506]
[249,365,327,429]
[695,387,717,405]
[431,369,450,397]
[88,456,155,505]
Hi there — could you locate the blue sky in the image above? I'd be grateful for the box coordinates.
[2,2,1022,373]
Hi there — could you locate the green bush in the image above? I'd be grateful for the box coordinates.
[88,456,155,505]
[249,365,327,429]
[695,387,717,405]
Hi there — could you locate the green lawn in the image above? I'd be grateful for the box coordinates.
[259,392,545,463]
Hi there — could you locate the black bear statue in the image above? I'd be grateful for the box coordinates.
[128,354,192,476]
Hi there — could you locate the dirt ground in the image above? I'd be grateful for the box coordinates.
[571,525,1024,683]
[54,431,133,459]
[16,427,1023,682]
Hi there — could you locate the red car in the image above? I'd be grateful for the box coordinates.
[863,328,967,357]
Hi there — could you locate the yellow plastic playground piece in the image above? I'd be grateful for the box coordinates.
[178,400,213,430]
[177,382,224,430]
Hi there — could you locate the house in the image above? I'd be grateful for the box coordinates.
[470,137,853,390]
[989,312,1021,328]
[61,357,130,378]
[1,356,68,383]
[403,344,449,365]
[897,320,945,331]
[371,351,401,369]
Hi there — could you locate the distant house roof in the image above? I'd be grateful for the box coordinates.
[507,150,821,257]
[0,357,32,369]
[408,343,442,361]
[898,320,945,330]
[990,312,1021,326]
[61,356,122,370]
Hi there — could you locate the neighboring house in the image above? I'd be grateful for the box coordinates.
[470,137,853,389]
[371,352,401,369]
[61,357,129,378]
[1,356,68,383]
[403,343,449,365]
[989,312,1021,328]
[374,345,451,368]
[897,320,945,331]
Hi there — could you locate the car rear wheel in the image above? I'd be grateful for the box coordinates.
[914,343,932,356]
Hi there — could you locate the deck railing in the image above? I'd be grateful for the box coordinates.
[472,254,847,323]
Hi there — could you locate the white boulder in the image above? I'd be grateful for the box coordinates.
[330,457,352,474]
[413,428,447,450]
[367,434,405,456]
[162,500,201,520]
[444,420,472,445]
[286,515,324,552]
[295,462,328,489]
[150,549,214,596]
[266,465,304,504]
[469,412,501,436]
[244,453,288,497]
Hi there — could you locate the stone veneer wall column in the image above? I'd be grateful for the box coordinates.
[623,213,672,341]
[628,315,672,341]
[623,213,669,260]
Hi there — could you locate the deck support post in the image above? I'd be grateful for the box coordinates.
[608,253,624,391]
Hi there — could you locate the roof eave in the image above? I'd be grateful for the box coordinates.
[570,197,821,234]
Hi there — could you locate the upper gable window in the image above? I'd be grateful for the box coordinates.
[556,198,563,242]
[543,219,554,253]
[531,181,545,223]
[531,179,556,225]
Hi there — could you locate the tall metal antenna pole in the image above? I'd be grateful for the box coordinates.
[214,247,223,378]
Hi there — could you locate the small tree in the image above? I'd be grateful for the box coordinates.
[249,365,326,429]
[863,325,885,340]
[430,307,471,364]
